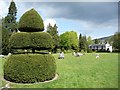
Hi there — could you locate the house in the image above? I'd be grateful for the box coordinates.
[89,42,112,52]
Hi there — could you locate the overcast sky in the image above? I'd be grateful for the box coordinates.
[0,0,119,39]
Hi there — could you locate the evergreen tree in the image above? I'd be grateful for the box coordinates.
[94,39,99,44]
[82,35,88,52]
[5,0,18,32]
[47,23,60,53]
[79,33,88,52]
[2,18,10,55]
[2,0,17,55]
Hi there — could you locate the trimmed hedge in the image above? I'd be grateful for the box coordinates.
[9,32,53,50]
[4,54,56,83]
[19,8,44,32]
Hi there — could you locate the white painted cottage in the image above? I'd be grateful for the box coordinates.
[89,43,112,52]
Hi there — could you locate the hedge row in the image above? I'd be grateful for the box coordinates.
[4,54,56,83]
[19,9,44,32]
[10,32,53,50]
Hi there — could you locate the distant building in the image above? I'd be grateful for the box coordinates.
[89,42,112,52]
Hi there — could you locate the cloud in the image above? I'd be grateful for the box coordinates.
[18,2,117,25]
[0,0,9,18]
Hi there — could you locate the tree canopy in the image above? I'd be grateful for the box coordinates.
[47,23,60,53]
[60,31,78,50]
[112,32,120,51]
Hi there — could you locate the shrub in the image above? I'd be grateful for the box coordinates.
[19,8,44,32]
[9,32,31,49]
[87,48,93,53]
[4,54,56,83]
[9,32,53,50]
[31,32,53,50]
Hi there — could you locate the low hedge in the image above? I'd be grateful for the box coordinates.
[10,32,53,50]
[4,54,56,83]
[19,8,44,32]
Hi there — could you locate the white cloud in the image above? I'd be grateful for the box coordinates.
[44,18,56,30]
[0,0,9,18]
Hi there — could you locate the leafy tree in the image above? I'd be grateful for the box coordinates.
[112,32,120,51]
[47,23,60,53]
[60,31,78,50]
[87,36,93,45]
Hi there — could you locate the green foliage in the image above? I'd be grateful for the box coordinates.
[87,36,93,45]
[1,0,18,54]
[87,48,93,53]
[112,32,120,51]
[10,32,53,50]
[19,9,44,32]
[4,0,18,32]
[2,18,10,55]
[60,31,78,50]
[94,39,100,44]
[4,54,56,83]
[2,28,10,55]
[9,32,31,49]
[79,33,88,52]
[47,24,60,53]
[31,32,53,50]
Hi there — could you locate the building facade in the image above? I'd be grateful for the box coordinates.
[89,43,112,52]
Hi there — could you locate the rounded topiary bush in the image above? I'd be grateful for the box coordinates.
[19,8,44,32]
[31,32,53,50]
[4,54,56,83]
[9,32,31,49]
[10,32,53,50]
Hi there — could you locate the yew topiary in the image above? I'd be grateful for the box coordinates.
[19,9,44,32]
[9,32,53,50]
[4,8,56,83]
[4,54,56,83]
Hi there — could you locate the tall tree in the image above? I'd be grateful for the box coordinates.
[2,0,17,55]
[112,32,120,51]
[5,0,18,32]
[60,31,78,50]
[79,33,88,52]
[79,33,84,51]
[87,36,93,45]
[47,23,60,53]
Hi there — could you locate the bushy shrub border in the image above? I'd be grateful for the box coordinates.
[4,54,56,83]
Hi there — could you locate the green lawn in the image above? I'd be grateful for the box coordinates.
[0,53,118,88]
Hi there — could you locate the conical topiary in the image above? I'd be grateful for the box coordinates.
[19,8,44,32]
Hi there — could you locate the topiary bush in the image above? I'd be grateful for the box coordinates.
[31,32,53,50]
[10,32,53,50]
[19,8,44,32]
[4,54,56,83]
[4,8,56,83]
[9,32,31,49]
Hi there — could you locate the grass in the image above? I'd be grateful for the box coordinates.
[0,53,118,88]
